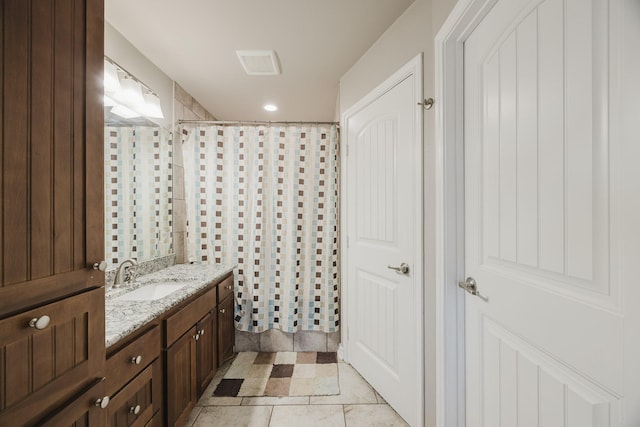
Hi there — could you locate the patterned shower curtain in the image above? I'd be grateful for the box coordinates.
[182,125,339,333]
[105,126,173,266]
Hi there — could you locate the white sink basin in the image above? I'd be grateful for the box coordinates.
[115,283,187,301]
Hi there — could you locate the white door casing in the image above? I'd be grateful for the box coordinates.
[458,0,638,426]
[342,55,423,427]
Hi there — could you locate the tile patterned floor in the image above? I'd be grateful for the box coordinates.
[185,357,409,427]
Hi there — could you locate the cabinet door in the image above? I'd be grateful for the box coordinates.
[0,0,105,317]
[217,295,235,365]
[196,311,217,397]
[0,287,105,426]
[166,326,197,427]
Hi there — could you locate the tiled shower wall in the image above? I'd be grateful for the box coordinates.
[172,83,216,264]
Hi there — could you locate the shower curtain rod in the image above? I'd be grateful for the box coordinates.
[179,120,339,127]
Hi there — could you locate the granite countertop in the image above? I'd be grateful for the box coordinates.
[105,263,235,349]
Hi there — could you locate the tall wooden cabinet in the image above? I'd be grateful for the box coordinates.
[0,0,106,425]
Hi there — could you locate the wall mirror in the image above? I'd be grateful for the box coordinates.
[103,57,173,269]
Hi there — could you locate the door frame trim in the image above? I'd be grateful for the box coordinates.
[340,53,424,426]
[434,1,498,427]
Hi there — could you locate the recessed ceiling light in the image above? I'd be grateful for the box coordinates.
[264,104,278,112]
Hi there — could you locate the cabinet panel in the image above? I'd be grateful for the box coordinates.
[217,275,234,304]
[0,0,104,317]
[196,311,217,396]
[165,287,215,346]
[218,295,235,365]
[39,378,107,427]
[166,326,197,427]
[107,362,159,427]
[0,288,105,426]
[106,325,161,396]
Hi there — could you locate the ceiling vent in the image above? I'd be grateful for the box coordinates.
[236,50,281,75]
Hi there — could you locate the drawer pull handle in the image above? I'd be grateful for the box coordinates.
[95,396,110,409]
[29,315,51,330]
[219,308,226,314]
[130,404,141,415]
[131,355,142,365]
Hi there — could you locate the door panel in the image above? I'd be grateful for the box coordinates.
[0,0,104,317]
[345,56,422,426]
[464,0,623,425]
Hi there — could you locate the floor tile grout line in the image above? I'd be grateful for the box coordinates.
[342,404,347,427]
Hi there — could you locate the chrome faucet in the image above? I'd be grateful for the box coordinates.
[113,258,138,288]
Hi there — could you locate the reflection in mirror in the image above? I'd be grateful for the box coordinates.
[104,124,173,269]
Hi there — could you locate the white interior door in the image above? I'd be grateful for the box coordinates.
[463,0,640,425]
[344,56,423,427]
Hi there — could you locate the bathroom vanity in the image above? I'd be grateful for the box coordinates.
[105,264,235,427]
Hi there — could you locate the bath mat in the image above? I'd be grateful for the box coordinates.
[213,351,340,397]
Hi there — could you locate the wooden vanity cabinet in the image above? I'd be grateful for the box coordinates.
[164,280,228,427]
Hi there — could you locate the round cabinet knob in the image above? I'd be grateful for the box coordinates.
[130,404,141,415]
[131,355,142,365]
[92,261,107,271]
[95,396,110,409]
[226,285,232,290]
[29,315,51,330]
[219,308,226,314]
[200,329,205,336]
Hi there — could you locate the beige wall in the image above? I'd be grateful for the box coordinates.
[338,1,457,426]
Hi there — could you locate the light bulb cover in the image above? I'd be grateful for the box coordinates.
[111,104,140,119]
[113,77,145,111]
[264,104,278,112]
[104,60,121,94]
[141,92,165,119]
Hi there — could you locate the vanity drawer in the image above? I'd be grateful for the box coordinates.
[217,275,234,304]
[165,287,216,346]
[106,325,161,396]
[107,362,160,427]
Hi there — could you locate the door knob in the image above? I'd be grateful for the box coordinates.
[130,404,141,415]
[95,396,110,409]
[458,277,488,301]
[92,261,107,271]
[131,355,142,365]
[29,315,51,330]
[387,263,410,275]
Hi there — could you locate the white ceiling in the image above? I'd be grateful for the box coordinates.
[105,0,414,122]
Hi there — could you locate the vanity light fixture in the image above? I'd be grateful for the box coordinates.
[104,56,165,120]
[264,104,278,112]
